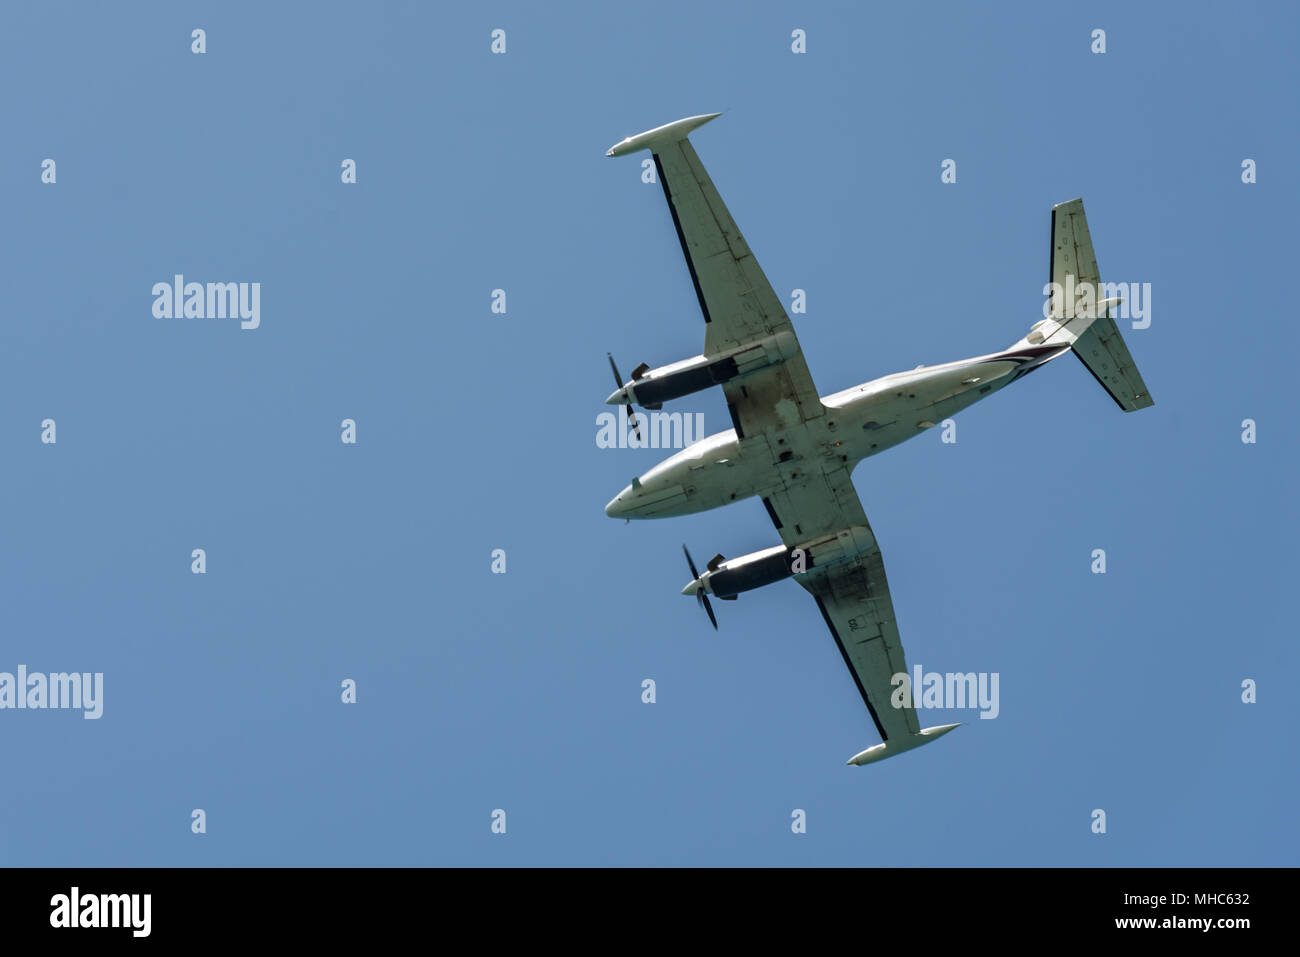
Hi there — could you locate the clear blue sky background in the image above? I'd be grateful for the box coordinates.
[2,1,1295,866]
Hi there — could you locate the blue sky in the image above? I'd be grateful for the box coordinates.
[1,1,1295,866]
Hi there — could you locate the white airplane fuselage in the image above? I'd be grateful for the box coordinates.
[605,340,1067,520]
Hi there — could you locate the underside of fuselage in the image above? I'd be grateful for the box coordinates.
[604,341,1068,520]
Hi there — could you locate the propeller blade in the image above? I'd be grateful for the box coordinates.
[684,545,719,629]
[698,591,718,630]
[682,544,701,582]
[608,353,642,442]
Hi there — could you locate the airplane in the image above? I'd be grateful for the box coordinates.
[602,113,1153,766]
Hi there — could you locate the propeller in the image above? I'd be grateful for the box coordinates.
[683,544,718,630]
[606,353,642,442]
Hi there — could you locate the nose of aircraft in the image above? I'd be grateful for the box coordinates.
[605,484,633,518]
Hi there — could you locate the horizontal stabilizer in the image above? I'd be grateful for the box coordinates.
[1072,317,1154,411]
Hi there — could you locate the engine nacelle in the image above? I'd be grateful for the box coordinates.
[705,544,799,599]
[690,526,878,599]
[606,331,799,409]
[799,525,878,567]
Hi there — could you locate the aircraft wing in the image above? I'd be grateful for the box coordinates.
[625,115,826,437]
[763,466,959,765]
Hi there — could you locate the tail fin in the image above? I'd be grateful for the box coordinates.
[1050,199,1154,412]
